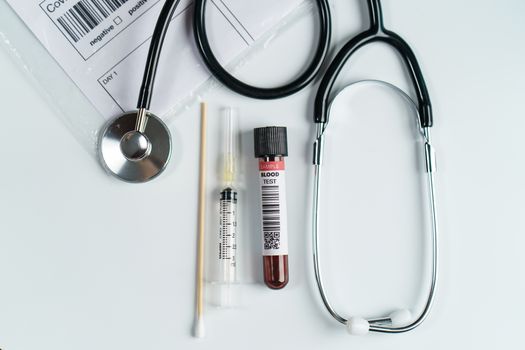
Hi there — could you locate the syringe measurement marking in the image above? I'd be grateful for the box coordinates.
[219,193,237,272]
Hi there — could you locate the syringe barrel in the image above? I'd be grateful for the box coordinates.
[218,187,238,283]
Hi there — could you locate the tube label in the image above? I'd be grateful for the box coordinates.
[259,160,288,256]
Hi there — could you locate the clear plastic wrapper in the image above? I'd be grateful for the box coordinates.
[0,0,314,155]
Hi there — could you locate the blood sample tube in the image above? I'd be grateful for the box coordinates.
[254,127,289,289]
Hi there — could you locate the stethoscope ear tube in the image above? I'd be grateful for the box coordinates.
[312,80,438,334]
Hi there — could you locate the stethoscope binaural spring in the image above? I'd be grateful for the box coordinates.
[311,0,438,335]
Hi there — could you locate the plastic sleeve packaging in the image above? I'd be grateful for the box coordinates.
[0,0,314,155]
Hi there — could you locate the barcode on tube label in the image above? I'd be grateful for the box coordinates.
[40,0,161,59]
[259,160,288,256]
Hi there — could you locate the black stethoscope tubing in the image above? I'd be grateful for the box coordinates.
[193,0,332,99]
[137,0,431,129]
[137,0,183,110]
[136,0,332,109]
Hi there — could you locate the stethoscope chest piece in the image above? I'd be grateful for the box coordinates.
[98,111,171,183]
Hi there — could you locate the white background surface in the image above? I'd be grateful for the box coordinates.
[1,0,525,349]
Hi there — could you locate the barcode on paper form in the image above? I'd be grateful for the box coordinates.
[262,185,281,250]
[56,0,129,42]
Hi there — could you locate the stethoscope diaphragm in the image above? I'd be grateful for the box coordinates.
[98,111,171,183]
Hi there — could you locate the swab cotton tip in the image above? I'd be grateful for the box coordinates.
[193,317,205,338]
[346,317,369,335]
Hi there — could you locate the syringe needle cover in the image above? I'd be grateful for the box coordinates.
[221,108,238,185]
[213,107,239,308]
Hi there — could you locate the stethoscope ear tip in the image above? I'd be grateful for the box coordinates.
[345,317,370,335]
[344,309,412,334]
[389,309,412,327]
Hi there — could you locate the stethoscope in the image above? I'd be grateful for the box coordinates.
[97,0,438,334]
[312,80,438,335]
[311,1,438,335]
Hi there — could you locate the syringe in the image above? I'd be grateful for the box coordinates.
[215,108,239,306]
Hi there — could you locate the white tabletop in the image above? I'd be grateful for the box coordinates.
[1,0,524,349]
